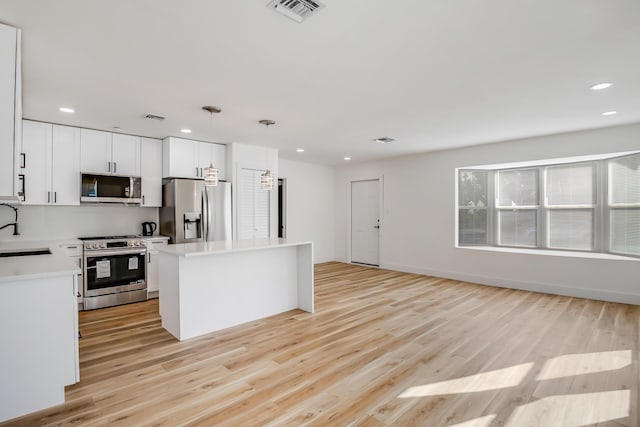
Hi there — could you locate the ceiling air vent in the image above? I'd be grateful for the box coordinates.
[267,0,325,23]
[144,113,165,121]
[374,137,396,144]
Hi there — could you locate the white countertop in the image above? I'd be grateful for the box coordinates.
[0,240,81,282]
[157,238,312,257]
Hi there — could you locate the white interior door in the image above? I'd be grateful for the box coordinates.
[238,168,270,240]
[351,179,380,266]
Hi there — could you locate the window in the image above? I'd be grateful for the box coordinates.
[496,169,539,247]
[456,152,640,257]
[458,171,488,245]
[608,154,640,256]
[545,163,595,251]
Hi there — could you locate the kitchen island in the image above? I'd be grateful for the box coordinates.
[157,238,313,341]
[0,241,80,423]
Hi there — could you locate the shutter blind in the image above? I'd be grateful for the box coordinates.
[609,154,640,255]
[237,168,270,240]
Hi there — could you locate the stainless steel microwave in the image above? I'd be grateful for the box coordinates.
[81,174,142,204]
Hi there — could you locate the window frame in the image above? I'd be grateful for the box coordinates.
[457,170,492,246]
[543,161,598,251]
[607,153,640,257]
[494,167,540,249]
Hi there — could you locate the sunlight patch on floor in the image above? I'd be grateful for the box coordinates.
[536,350,632,380]
[505,390,630,426]
[447,414,496,427]
[398,363,533,398]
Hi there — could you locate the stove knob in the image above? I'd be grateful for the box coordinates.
[100,243,106,249]
[136,241,141,246]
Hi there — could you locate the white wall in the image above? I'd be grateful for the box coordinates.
[334,123,640,304]
[0,205,158,242]
[279,159,335,263]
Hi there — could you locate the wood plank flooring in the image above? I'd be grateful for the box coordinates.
[3,262,639,426]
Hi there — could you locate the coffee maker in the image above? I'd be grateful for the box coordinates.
[142,221,157,236]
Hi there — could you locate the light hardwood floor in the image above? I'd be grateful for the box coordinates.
[3,262,639,426]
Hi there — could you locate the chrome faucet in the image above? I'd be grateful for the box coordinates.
[0,203,20,236]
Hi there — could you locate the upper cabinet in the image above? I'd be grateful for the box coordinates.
[141,138,162,207]
[80,129,140,176]
[20,120,80,205]
[0,23,21,200]
[162,137,198,179]
[163,137,226,181]
[112,133,141,176]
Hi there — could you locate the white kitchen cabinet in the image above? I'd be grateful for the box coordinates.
[0,273,79,422]
[163,137,198,179]
[80,129,111,174]
[111,133,141,176]
[80,129,140,176]
[146,237,168,297]
[59,242,84,309]
[196,141,212,174]
[20,120,51,204]
[52,125,81,205]
[0,23,21,200]
[163,137,226,180]
[196,141,227,181]
[141,137,162,207]
[20,120,80,205]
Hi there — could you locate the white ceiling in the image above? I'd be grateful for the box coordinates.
[0,0,639,165]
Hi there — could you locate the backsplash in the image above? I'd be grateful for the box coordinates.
[0,205,159,241]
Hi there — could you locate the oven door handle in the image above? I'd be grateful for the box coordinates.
[85,249,147,258]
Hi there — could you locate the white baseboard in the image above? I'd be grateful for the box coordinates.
[380,262,640,306]
[314,257,337,264]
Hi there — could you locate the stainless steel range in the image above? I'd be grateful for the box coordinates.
[80,235,147,310]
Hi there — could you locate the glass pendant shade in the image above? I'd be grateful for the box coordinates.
[204,164,219,187]
[261,169,274,191]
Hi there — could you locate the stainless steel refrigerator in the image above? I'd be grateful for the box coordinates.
[160,179,232,244]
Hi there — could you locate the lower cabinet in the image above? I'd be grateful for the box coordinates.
[0,273,79,422]
[146,237,168,297]
[59,242,84,309]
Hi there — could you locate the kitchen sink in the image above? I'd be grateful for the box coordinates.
[0,248,52,257]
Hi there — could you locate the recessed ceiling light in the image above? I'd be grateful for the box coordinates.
[59,107,74,113]
[601,111,617,116]
[374,137,396,144]
[344,157,351,161]
[296,148,305,153]
[181,128,192,133]
[590,82,613,91]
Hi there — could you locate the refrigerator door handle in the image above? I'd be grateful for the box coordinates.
[201,187,208,241]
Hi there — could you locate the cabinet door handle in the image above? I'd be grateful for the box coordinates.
[114,162,117,173]
[54,192,57,203]
[195,167,199,177]
[20,153,25,168]
[18,174,25,201]
[76,292,81,298]
[108,161,111,172]
[47,191,50,203]
[148,253,151,263]
[142,195,145,205]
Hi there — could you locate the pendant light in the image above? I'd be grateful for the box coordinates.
[202,106,222,187]
[259,119,275,191]
[203,163,219,187]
